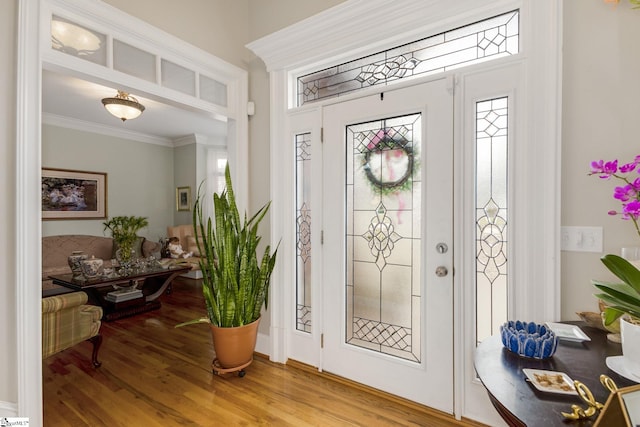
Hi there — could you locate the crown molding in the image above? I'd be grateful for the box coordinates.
[247,0,519,72]
[42,112,174,146]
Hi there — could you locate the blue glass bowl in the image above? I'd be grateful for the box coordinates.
[500,320,558,359]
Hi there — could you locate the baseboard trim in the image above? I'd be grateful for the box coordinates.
[0,400,18,416]
[285,359,487,427]
[180,270,203,279]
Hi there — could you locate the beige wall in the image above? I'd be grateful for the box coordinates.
[247,0,346,40]
[561,0,640,320]
[102,0,252,69]
[42,125,175,241]
[1,0,17,406]
[7,0,640,412]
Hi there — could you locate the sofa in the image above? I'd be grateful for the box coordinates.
[42,291,103,367]
[42,234,162,290]
[166,224,203,279]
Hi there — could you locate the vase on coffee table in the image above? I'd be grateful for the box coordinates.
[68,251,88,280]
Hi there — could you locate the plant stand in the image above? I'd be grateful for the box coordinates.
[212,358,252,377]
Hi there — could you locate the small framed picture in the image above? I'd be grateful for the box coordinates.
[42,168,107,220]
[596,384,640,427]
[176,186,191,211]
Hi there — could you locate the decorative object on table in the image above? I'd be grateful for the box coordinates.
[589,154,640,240]
[595,383,640,427]
[577,306,622,342]
[176,164,278,377]
[500,320,558,359]
[592,254,640,382]
[106,287,143,303]
[606,318,640,382]
[80,256,103,278]
[176,186,191,211]
[545,322,591,342]
[522,368,577,395]
[103,215,149,268]
[576,311,609,330]
[592,254,640,321]
[561,380,604,421]
[67,250,88,280]
[589,155,640,336]
[42,168,107,220]
[102,267,117,279]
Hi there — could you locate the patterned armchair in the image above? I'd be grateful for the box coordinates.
[42,291,103,367]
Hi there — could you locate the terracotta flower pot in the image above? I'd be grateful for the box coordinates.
[210,318,260,369]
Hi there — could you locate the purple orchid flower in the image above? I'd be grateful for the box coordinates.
[590,154,640,239]
[590,159,618,178]
[622,200,640,220]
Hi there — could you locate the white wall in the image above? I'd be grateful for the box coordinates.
[561,0,640,320]
[1,0,17,408]
[42,125,175,241]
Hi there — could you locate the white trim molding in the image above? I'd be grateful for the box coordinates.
[16,0,43,424]
[16,1,249,424]
[248,0,562,422]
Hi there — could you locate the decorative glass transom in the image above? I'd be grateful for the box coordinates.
[296,133,312,333]
[345,113,421,363]
[50,15,228,108]
[475,97,508,345]
[297,10,519,106]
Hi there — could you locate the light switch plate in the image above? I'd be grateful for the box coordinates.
[561,226,603,253]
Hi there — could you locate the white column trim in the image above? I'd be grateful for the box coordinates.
[267,70,288,364]
[15,0,249,423]
[16,0,42,424]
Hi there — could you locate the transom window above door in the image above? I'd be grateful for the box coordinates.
[296,10,519,106]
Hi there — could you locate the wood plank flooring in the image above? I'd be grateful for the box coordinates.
[43,279,486,426]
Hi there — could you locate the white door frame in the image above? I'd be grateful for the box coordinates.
[15,0,248,423]
[248,0,562,422]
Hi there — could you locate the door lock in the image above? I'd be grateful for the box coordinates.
[436,243,448,254]
[435,266,448,277]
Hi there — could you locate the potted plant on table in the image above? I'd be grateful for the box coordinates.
[177,164,277,376]
[103,215,149,264]
[590,155,640,375]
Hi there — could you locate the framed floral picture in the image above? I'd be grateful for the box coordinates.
[176,186,191,211]
[42,168,107,220]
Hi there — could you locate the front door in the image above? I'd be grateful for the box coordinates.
[322,78,454,412]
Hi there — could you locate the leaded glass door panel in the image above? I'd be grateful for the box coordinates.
[322,79,454,412]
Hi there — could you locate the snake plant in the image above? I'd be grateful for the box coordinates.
[179,164,277,328]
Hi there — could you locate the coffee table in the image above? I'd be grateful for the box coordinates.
[50,265,192,321]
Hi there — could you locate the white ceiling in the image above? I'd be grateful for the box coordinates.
[42,69,228,145]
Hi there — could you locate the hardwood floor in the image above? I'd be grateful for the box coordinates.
[43,279,485,426]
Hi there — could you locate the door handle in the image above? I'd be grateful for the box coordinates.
[435,266,448,277]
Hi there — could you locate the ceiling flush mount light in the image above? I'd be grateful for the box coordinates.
[51,17,102,56]
[101,91,146,122]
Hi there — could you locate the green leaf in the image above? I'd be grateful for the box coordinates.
[183,165,278,328]
[601,254,640,294]
[601,306,625,326]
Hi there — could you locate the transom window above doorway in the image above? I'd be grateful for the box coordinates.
[296,10,519,106]
[50,14,228,107]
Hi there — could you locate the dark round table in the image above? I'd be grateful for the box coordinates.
[474,322,637,427]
